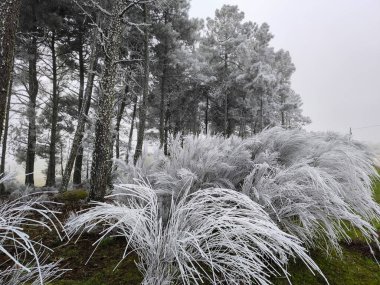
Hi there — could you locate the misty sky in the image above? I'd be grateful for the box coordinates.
[189,0,380,143]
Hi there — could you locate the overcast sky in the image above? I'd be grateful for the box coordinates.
[189,0,380,143]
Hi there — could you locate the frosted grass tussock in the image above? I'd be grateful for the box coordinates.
[120,135,253,195]
[0,175,66,284]
[245,127,380,251]
[119,128,380,254]
[0,251,66,285]
[65,182,325,285]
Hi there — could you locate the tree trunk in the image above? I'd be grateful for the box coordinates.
[260,92,264,132]
[280,93,285,127]
[90,0,124,200]
[115,85,129,159]
[125,94,137,164]
[25,31,38,186]
[159,12,169,149]
[46,31,59,187]
[1,76,12,173]
[205,88,209,135]
[223,53,229,137]
[0,0,21,144]
[163,97,170,156]
[133,3,149,165]
[78,34,85,115]
[73,35,96,187]
[0,76,12,193]
[60,35,98,192]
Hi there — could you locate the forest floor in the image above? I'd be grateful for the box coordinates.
[25,180,380,285]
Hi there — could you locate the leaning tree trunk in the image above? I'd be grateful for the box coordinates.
[0,0,21,144]
[25,30,38,186]
[133,3,150,165]
[90,0,124,200]
[46,31,59,187]
[60,36,98,192]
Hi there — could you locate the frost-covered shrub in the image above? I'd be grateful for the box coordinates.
[66,182,324,285]
[119,128,380,254]
[243,127,380,252]
[118,135,253,195]
[0,251,65,285]
[0,175,66,284]
[76,128,379,283]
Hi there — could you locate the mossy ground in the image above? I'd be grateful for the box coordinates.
[27,180,380,284]
[272,176,380,285]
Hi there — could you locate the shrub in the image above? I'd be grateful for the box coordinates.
[65,182,325,285]
[0,175,66,284]
[245,128,380,253]
[120,129,380,254]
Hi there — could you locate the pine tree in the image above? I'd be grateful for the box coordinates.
[90,0,125,200]
[0,0,21,145]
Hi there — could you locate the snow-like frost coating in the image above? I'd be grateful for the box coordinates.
[65,182,325,284]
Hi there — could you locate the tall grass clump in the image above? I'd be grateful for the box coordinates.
[244,127,380,252]
[120,129,380,254]
[118,135,253,194]
[71,128,380,283]
[0,176,66,284]
[66,181,325,285]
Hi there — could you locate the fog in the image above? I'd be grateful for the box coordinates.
[190,0,380,143]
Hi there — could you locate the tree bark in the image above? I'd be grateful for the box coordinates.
[0,76,12,193]
[260,92,264,132]
[159,12,169,149]
[1,76,12,173]
[133,3,149,165]
[90,0,124,200]
[0,0,21,144]
[60,35,98,192]
[204,88,209,135]
[125,93,137,164]
[77,34,85,115]
[73,34,95,187]
[46,31,59,187]
[223,53,229,137]
[115,85,129,159]
[25,29,38,186]
[163,98,170,156]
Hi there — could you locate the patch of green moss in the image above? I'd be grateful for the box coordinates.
[57,189,88,203]
[50,234,143,285]
[372,178,380,204]
[272,248,380,285]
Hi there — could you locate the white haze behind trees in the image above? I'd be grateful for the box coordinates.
[190,0,380,143]
[9,0,380,186]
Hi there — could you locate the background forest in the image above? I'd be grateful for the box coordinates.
[0,0,309,197]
